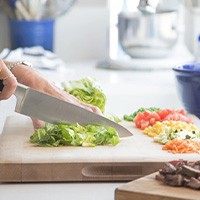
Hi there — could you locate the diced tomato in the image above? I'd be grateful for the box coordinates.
[163,113,191,123]
[134,112,145,128]
[140,119,150,130]
[157,109,172,119]
[178,109,187,116]
[134,111,161,129]
[134,108,191,130]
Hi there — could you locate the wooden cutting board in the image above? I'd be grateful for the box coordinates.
[115,173,200,200]
[0,114,199,182]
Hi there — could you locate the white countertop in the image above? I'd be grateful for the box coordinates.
[0,61,182,200]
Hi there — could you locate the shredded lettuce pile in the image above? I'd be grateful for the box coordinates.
[62,77,106,113]
[30,123,120,147]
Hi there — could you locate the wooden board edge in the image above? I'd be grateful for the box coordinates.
[0,162,164,183]
[115,188,185,200]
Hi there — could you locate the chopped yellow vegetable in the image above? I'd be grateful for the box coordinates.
[143,121,199,137]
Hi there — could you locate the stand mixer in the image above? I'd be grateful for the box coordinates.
[97,0,194,70]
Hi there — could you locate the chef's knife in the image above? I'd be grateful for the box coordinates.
[0,80,132,137]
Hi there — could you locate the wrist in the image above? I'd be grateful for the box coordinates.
[3,60,54,94]
[5,61,32,71]
[4,60,37,88]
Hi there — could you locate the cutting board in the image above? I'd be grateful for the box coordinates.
[0,114,200,182]
[115,173,200,200]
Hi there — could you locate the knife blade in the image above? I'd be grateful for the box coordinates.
[0,80,132,137]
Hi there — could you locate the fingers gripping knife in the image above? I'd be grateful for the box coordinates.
[0,80,132,137]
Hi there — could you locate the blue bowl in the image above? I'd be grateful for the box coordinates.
[173,63,200,118]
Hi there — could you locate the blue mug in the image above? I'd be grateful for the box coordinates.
[8,18,55,51]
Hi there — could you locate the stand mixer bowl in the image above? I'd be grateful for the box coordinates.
[118,10,179,58]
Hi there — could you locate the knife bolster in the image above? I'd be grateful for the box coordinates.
[15,84,28,112]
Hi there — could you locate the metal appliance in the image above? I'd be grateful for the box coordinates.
[97,0,194,70]
[184,0,200,62]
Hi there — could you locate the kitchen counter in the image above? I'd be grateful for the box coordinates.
[0,61,182,200]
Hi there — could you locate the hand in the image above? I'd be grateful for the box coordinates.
[31,86,102,129]
[5,62,102,129]
[0,60,17,100]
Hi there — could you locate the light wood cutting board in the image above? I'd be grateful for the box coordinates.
[115,173,200,200]
[0,114,199,182]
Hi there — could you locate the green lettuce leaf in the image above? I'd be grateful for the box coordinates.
[62,77,106,113]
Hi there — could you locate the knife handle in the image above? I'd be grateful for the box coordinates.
[0,80,3,91]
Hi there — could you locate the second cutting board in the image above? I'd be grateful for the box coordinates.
[115,172,199,200]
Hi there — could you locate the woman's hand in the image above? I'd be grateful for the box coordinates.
[31,86,102,129]
[31,82,102,129]
[4,61,102,129]
[0,60,17,100]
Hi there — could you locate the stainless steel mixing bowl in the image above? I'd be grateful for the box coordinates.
[118,10,179,58]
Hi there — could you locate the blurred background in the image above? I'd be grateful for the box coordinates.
[0,0,108,63]
[0,0,199,67]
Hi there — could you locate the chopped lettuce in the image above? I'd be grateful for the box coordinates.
[62,77,106,113]
[30,123,120,147]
